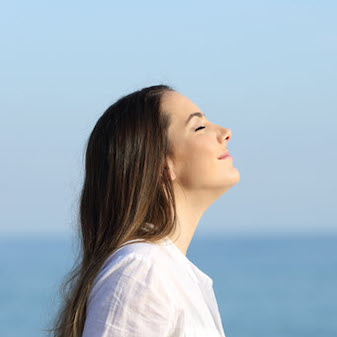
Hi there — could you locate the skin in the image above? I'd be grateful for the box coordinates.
[160,90,240,256]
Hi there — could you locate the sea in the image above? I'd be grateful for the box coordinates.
[0,233,336,337]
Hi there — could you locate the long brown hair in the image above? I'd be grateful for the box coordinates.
[44,84,180,337]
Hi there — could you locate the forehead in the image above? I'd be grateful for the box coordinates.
[160,91,200,122]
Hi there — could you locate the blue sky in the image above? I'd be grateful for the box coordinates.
[1,0,336,237]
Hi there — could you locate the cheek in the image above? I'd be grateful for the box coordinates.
[177,138,218,181]
[189,137,215,163]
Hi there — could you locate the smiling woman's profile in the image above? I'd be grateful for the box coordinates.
[45,84,240,337]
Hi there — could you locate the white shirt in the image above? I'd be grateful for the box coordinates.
[82,236,226,337]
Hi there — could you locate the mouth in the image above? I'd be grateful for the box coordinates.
[218,150,230,160]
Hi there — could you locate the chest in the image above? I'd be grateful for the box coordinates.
[169,277,225,337]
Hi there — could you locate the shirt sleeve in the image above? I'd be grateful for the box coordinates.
[82,253,177,337]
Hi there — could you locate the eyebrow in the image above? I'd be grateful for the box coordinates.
[185,112,206,126]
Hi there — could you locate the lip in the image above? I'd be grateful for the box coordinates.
[218,150,230,159]
[219,155,232,160]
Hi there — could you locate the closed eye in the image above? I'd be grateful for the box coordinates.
[195,126,205,132]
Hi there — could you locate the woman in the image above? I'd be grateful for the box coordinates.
[47,84,240,337]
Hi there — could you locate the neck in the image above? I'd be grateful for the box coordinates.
[167,186,215,256]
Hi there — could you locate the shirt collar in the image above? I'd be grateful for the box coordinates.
[158,236,213,289]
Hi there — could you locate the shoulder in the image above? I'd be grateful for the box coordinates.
[84,241,179,337]
[90,240,171,297]
[86,240,178,319]
[101,240,168,274]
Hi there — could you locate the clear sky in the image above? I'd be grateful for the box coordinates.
[1,0,336,237]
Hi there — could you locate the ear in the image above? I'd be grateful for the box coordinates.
[162,157,176,182]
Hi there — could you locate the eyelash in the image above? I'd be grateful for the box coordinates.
[195,126,205,132]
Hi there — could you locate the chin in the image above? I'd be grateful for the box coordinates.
[222,171,240,189]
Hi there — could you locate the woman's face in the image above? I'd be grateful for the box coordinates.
[161,90,240,194]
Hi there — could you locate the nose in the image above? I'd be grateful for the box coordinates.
[219,128,231,144]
